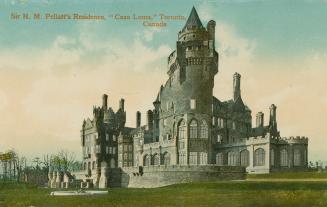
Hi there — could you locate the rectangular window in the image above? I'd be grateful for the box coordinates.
[124,153,128,159]
[106,146,109,154]
[106,134,109,141]
[113,135,116,141]
[96,145,101,153]
[216,153,223,166]
[124,144,128,151]
[109,147,113,154]
[179,141,184,150]
[189,152,197,165]
[129,153,133,159]
[200,152,208,165]
[190,99,196,109]
[129,162,133,166]
[129,145,133,151]
[163,119,167,127]
[212,117,216,126]
[217,135,222,143]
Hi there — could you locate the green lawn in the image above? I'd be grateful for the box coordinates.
[247,171,327,179]
[1,180,327,207]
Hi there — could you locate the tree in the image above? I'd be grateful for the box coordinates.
[50,150,77,172]
[32,157,41,170]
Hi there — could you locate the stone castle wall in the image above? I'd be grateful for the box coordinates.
[106,165,245,188]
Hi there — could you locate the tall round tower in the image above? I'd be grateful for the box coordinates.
[159,7,219,165]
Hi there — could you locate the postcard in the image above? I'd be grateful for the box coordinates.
[0,0,326,206]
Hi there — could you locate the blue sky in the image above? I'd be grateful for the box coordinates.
[1,0,327,60]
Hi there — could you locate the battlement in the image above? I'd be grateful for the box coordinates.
[281,136,309,144]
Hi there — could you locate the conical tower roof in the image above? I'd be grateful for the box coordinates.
[182,7,204,32]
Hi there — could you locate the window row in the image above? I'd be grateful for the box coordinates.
[189,152,208,165]
[143,152,171,166]
[216,148,307,167]
[179,119,208,140]
[216,149,263,166]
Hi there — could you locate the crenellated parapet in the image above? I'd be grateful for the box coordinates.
[281,136,309,144]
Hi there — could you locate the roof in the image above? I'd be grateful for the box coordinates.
[182,7,204,32]
[121,127,135,135]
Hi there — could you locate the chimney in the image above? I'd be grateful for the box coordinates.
[119,98,125,111]
[136,111,141,128]
[147,110,153,130]
[233,73,241,101]
[269,104,277,129]
[256,112,264,128]
[102,94,108,109]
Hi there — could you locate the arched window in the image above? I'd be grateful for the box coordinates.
[254,148,265,166]
[110,158,115,168]
[152,154,160,166]
[228,151,237,166]
[216,153,223,166]
[178,120,186,140]
[189,120,198,139]
[294,149,301,166]
[200,120,208,139]
[270,149,275,166]
[143,154,150,166]
[162,152,170,165]
[178,120,186,151]
[240,150,249,166]
[280,149,288,167]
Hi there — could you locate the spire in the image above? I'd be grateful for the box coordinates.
[182,7,204,32]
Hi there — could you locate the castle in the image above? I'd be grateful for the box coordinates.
[76,7,308,188]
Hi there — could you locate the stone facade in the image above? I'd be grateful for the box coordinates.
[76,7,308,188]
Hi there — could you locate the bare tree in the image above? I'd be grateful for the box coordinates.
[41,154,52,173]
[58,150,75,172]
[50,150,76,172]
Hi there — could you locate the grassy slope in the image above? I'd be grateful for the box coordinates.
[247,171,327,179]
[1,180,327,207]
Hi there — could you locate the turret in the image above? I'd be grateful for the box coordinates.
[256,112,264,128]
[136,111,141,128]
[233,73,241,101]
[207,20,216,45]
